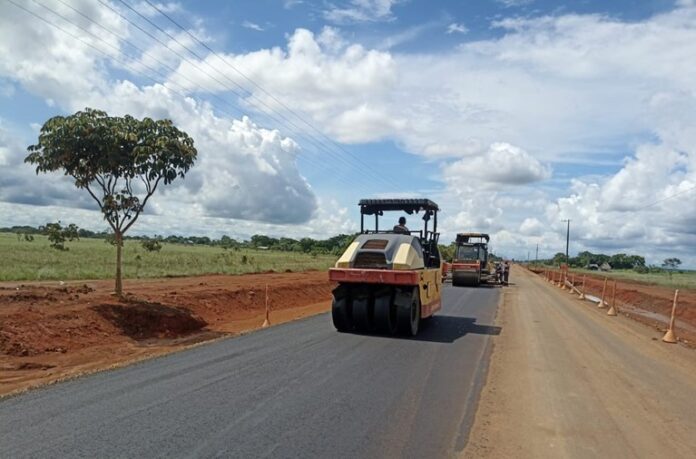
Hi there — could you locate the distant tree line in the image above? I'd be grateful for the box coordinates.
[543,251,647,270]
[1,225,357,255]
[538,250,687,273]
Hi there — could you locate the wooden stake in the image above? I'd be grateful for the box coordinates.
[607,280,617,316]
[262,284,270,327]
[598,277,607,308]
[662,289,679,343]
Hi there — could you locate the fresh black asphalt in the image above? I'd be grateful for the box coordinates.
[0,284,500,458]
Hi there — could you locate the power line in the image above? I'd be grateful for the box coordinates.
[15,0,370,194]
[97,0,363,180]
[116,0,400,191]
[138,0,404,191]
[83,0,365,190]
[635,184,696,211]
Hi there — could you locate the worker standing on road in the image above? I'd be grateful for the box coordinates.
[503,261,510,285]
[495,262,502,284]
[393,217,410,234]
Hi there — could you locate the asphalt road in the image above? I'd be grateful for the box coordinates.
[0,284,500,459]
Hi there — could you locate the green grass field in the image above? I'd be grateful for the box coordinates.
[0,233,337,282]
[533,264,696,290]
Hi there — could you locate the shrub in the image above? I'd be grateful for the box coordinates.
[141,239,163,252]
[40,222,79,251]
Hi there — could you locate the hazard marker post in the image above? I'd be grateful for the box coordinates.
[598,277,608,308]
[662,289,680,344]
[262,284,271,328]
[607,280,618,316]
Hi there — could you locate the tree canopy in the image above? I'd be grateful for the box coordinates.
[25,108,197,295]
[662,258,682,270]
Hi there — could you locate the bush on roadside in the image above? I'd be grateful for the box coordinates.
[633,265,649,274]
[40,221,79,251]
[141,239,163,252]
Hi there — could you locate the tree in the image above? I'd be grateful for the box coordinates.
[40,221,79,250]
[141,239,163,252]
[551,252,567,266]
[662,258,682,280]
[662,258,682,270]
[26,108,197,296]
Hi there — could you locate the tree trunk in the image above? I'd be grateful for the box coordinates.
[115,231,123,297]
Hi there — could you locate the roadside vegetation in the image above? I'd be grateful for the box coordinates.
[0,232,336,282]
[527,249,695,290]
[567,268,696,290]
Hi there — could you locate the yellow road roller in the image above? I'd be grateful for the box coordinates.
[328,199,443,336]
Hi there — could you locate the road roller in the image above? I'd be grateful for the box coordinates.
[328,199,443,336]
[451,233,492,287]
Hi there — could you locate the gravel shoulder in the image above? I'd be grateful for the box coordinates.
[463,266,696,458]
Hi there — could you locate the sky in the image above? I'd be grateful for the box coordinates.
[1,0,695,266]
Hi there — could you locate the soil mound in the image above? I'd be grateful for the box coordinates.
[92,301,207,340]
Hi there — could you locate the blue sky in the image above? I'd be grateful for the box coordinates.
[1,0,696,265]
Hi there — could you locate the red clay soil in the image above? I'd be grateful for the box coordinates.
[530,268,696,345]
[0,271,333,396]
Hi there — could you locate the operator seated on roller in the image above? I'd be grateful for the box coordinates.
[393,216,410,234]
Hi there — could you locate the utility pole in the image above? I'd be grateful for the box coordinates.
[562,219,571,265]
[535,243,539,263]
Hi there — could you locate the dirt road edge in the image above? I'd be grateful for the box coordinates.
[1,301,330,399]
[455,284,506,455]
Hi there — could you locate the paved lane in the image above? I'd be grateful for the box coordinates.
[0,284,500,458]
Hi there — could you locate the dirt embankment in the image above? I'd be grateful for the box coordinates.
[529,268,696,345]
[0,272,333,396]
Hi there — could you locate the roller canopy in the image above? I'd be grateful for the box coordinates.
[359,199,440,215]
[456,233,490,243]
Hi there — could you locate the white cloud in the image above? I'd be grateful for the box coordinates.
[324,0,400,24]
[0,0,123,108]
[446,23,468,34]
[0,1,318,225]
[496,0,534,7]
[437,143,551,250]
[133,1,183,17]
[167,28,398,144]
[242,21,265,32]
[443,143,552,187]
[0,119,94,209]
[519,217,544,236]
[378,21,442,49]
[283,0,304,9]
